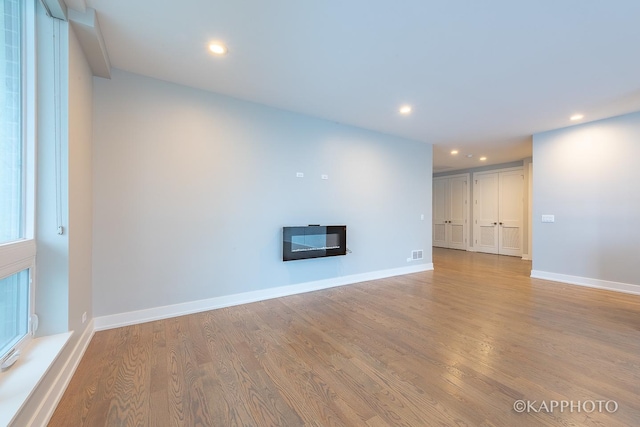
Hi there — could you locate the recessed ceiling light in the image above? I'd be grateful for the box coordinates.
[570,114,584,121]
[466,154,473,158]
[450,150,459,155]
[399,105,412,115]
[208,42,227,55]
[479,156,487,161]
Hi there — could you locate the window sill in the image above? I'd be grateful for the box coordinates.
[0,332,71,426]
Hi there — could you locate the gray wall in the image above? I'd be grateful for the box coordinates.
[532,111,640,285]
[92,70,433,317]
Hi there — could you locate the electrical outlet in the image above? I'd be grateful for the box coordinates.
[541,214,555,223]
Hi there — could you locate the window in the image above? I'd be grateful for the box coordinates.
[0,270,29,357]
[0,0,35,364]
[0,0,23,244]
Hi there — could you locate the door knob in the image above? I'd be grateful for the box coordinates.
[492,222,498,225]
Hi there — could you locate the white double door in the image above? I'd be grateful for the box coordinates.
[433,174,468,250]
[473,168,523,256]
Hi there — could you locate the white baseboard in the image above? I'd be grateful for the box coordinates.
[530,270,640,296]
[94,263,434,331]
[28,320,95,427]
[521,255,531,261]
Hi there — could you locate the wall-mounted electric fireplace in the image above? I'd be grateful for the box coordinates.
[283,225,347,261]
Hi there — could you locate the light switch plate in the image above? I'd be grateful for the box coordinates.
[541,214,555,223]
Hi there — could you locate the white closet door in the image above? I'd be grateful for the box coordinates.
[448,176,467,250]
[432,178,449,248]
[474,173,499,254]
[498,170,523,256]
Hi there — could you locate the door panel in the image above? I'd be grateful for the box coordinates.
[474,169,523,256]
[450,224,465,247]
[448,176,467,250]
[498,171,523,256]
[478,224,498,252]
[474,173,499,254]
[434,223,447,246]
[501,226,520,252]
[432,179,449,248]
[433,175,468,250]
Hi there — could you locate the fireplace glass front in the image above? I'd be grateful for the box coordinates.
[283,225,347,261]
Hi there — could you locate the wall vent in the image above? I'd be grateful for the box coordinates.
[411,249,423,260]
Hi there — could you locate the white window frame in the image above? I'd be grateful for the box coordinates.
[0,0,36,364]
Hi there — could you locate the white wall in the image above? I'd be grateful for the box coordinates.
[532,111,640,291]
[92,70,433,317]
[35,2,69,337]
[67,22,93,334]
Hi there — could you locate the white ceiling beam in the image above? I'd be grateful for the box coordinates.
[64,0,87,13]
[40,0,68,20]
[68,8,111,79]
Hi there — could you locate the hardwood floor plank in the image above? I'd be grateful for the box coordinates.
[105,323,152,427]
[49,248,640,426]
[201,309,299,426]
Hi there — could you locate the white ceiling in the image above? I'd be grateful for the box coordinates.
[83,0,640,172]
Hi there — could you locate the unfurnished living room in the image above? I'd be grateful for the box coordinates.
[1,1,639,426]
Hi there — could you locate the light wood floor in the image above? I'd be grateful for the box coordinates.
[50,249,640,426]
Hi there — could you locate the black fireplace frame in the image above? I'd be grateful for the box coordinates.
[282,225,347,261]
